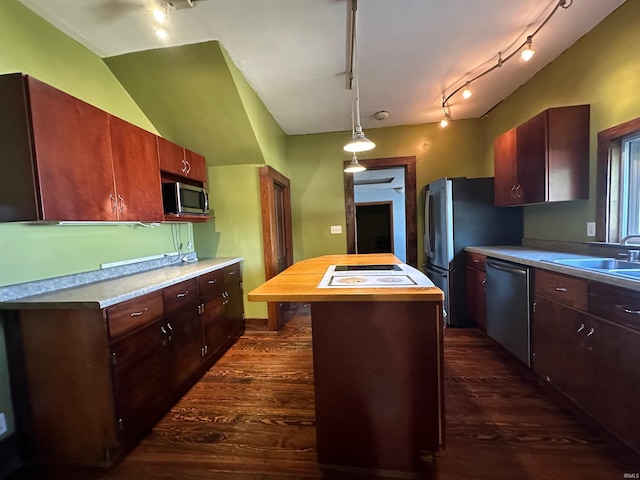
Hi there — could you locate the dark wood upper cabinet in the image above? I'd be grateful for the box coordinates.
[0,73,207,223]
[158,136,207,184]
[109,115,163,222]
[494,105,590,207]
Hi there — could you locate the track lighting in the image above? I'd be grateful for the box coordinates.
[462,82,472,99]
[439,0,570,126]
[344,153,366,173]
[440,112,450,128]
[521,36,535,61]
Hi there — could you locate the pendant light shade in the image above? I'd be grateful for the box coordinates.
[344,0,375,154]
[343,129,375,153]
[344,153,366,173]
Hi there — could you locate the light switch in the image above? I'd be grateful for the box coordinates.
[587,222,596,237]
[330,225,342,234]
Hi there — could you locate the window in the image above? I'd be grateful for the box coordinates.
[597,117,640,243]
[620,133,640,238]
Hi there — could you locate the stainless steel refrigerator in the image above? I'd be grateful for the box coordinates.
[423,177,523,327]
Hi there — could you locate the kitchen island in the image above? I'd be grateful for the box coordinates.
[248,254,444,476]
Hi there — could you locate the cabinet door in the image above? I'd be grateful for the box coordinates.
[516,110,547,204]
[167,303,204,392]
[201,292,227,359]
[223,265,245,339]
[591,318,640,453]
[465,266,486,330]
[27,76,115,221]
[157,137,187,178]
[109,115,163,222]
[184,149,207,184]
[493,128,518,206]
[532,297,594,407]
[111,319,170,444]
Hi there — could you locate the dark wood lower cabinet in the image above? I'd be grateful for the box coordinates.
[533,270,640,455]
[5,262,245,467]
[111,318,171,448]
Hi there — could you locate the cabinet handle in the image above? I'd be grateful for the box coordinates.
[515,184,522,198]
[185,160,191,175]
[577,323,585,332]
[553,287,567,292]
[586,327,595,337]
[208,279,217,284]
[620,306,640,315]
[181,159,187,174]
[511,185,517,198]
[176,290,189,298]
[118,195,125,214]
[129,307,149,317]
[228,271,236,276]
[160,326,168,345]
[109,194,117,213]
[166,322,173,342]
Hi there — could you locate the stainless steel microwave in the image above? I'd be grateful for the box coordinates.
[162,182,209,215]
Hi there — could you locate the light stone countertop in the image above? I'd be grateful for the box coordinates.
[465,246,640,291]
[0,257,243,310]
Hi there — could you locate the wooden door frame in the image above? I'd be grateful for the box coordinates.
[259,166,293,330]
[355,201,394,253]
[344,156,417,267]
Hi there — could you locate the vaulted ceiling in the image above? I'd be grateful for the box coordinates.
[18,0,626,135]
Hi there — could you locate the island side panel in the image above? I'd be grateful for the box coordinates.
[310,300,443,473]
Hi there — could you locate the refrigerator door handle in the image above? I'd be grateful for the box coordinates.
[424,190,433,257]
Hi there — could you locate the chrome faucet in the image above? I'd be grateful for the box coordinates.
[621,234,640,245]
[620,235,640,262]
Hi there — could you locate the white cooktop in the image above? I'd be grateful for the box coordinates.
[317,264,435,289]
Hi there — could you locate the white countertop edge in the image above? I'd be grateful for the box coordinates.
[465,246,640,291]
[0,257,243,310]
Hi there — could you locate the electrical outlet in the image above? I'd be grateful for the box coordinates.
[587,222,596,237]
[330,225,342,234]
[0,413,7,436]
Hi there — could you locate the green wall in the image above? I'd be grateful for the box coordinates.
[287,119,485,267]
[482,0,640,241]
[0,0,188,442]
[193,165,267,319]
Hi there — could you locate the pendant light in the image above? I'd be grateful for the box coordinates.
[343,0,375,153]
[344,152,366,173]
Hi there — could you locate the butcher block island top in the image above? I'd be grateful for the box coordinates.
[249,254,445,477]
[248,253,443,303]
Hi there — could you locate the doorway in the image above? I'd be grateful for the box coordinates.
[259,166,293,331]
[344,156,417,267]
[355,202,393,254]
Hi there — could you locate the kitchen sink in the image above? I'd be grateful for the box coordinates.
[609,269,640,279]
[552,258,640,270]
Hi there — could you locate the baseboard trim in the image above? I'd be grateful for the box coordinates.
[244,317,273,333]
[0,433,22,479]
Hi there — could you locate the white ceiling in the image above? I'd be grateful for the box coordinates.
[18,0,625,135]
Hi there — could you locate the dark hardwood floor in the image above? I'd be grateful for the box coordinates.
[7,304,640,479]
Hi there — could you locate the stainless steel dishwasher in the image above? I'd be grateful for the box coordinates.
[485,258,531,366]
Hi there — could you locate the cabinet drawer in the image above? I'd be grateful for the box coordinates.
[589,282,640,332]
[198,269,224,298]
[466,252,486,271]
[163,278,199,314]
[535,269,587,310]
[107,290,164,340]
[223,263,242,283]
